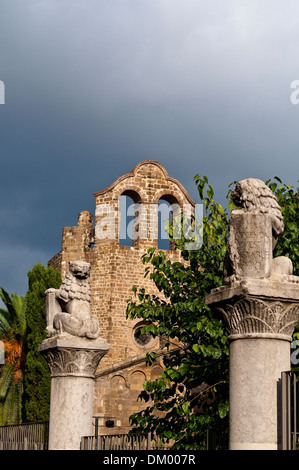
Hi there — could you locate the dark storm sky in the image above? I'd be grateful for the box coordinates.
[1,0,299,296]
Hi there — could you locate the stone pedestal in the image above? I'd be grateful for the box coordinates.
[39,336,110,450]
[206,279,299,450]
[205,178,299,449]
[228,212,272,279]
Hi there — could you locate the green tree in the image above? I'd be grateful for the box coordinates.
[0,288,27,425]
[23,264,61,422]
[267,177,299,276]
[268,178,299,342]
[127,175,230,449]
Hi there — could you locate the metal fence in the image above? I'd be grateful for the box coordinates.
[81,431,227,450]
[206,428,228,450]
[81,433,151,450]
[281,370,299,450]
[0,421,49,450]
[81,433,170,450]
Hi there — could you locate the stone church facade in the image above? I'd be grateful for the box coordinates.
[48,160,195,435]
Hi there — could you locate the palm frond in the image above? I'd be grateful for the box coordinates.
[0,288,27,338]
[0,364,23,425]
[2,383,14,425]
[16,295,27,337]
[0,314,12,338]
[0,363,14,399]
[0,308,14,334]
[4,380,22,425]
[0,288,16,318]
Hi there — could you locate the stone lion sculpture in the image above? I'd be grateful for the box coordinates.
[224,178,293,282]
[230,178,284,248]
[46,260,101,339]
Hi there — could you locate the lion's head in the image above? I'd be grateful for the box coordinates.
[58,260,91,303]
[231,178,284,242]
[69,260,91,279]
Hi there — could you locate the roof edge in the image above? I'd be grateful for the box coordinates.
[93,160,195,206]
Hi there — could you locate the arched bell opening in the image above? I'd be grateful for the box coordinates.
[158,195,180,251]
[119,190,141,247]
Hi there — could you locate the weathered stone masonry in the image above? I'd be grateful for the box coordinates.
[48,160,195,434]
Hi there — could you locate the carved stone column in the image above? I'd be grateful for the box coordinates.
[38,260,110,450]
[207,280,299,450]
[39,337,109,450]
[206,179,299,450]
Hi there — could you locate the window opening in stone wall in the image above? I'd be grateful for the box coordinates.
[158,196,180,250]
[119,190,141,247]
[133,322,155,349]
[89,228,95,247]
[134,326,152,347]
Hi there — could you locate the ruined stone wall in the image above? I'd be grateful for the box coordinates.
[48,161,195,434]
[94,360,164,434]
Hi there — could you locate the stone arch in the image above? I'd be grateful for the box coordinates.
[154,190,184,207]
[93,161,195,249]
[110,374,127,391]
[130,370,146,390]
[114,186,146,203]
[150,365,163,381]
[119,189,142,246]
[93,161,195,207]
[120,189,141,203]
[132,160,169,180]
[157,194,181,250]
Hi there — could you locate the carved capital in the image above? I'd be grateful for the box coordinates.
[39,337,110,378]
[217,296,299,340]
[42,347,106,378]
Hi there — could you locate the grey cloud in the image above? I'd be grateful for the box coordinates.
[1,0,299,296]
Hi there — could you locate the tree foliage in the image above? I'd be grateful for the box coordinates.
[23,264,61,422]
[126,175,299,449]
[267,177,299,276]
[268,177,299,341]
[127,176,230,449]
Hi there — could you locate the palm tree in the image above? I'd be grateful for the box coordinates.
[0,287,27,425]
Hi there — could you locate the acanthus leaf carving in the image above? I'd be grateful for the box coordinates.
[42,347,106,378]
[218,297,299,338]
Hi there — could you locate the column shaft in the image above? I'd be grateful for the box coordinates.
[39,337,110,450]
[49,376,94,450]
[229,336,290,450]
